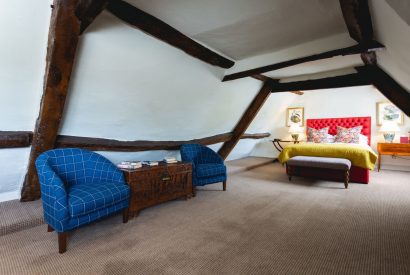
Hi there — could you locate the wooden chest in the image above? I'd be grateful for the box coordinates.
[122,162,192,217]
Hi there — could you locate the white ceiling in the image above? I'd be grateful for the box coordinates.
[385,0,410,26]
[128,0,348,60]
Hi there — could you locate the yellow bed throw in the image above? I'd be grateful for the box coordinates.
[278,143,378,170]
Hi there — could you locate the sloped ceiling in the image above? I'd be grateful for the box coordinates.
[370,0,410,92]
[385,0,410,26]
[128,0,347,60]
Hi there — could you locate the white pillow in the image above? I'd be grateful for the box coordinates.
[327,134,335,143]
[359,134,368,145]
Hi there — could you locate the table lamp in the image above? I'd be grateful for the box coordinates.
[289,124,303,142]
[380,121,400,143]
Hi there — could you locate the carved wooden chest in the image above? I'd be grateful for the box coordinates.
[122,162,192,217]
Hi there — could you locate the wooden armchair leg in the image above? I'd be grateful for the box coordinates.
[47,225,54,232]
[192,186,197,197]
[344,170,349,189]
[123,208,129,223]
[58,232,68,254]
[223,180,226,191]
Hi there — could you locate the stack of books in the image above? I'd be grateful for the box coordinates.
[117,161,142,169]
[142,161,159,166]
[163,157,178,164]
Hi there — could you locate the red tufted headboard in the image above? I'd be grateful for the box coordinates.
[306,117,371,145]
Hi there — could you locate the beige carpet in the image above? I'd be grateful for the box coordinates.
[1,162,410,274]
[0,199,43,236]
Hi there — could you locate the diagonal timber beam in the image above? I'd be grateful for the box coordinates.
[222,42,383,82]
[106,0,234,69]
[339,0,374,44]
[357,66,410,117]
[21,1,83,201]
[76,0,109,34]
[218,81,273,159]
[339,0,409,117]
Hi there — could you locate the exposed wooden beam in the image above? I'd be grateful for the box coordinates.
[76,0,109,34]
[269,72,371,93]
[0,131,32,148]
[357,66,410,117]
[218,81,273,159]
[21,1,82,202]
[222,42,383,82]
[55,132,270,152]
[106,0,234,69]
[339,0,409,116]
[339,0,374,44]
[241,133,271,139]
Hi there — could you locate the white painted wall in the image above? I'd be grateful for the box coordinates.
[250,85,410,171]
[0,1,50,201]
[60,11,266,162]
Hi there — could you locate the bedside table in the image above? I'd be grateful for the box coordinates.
[377,143,410,171]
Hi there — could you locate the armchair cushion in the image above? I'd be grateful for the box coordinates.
[68,182,130,218]
[196,164,226,178]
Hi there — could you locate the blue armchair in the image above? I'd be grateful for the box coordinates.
[180,144,227,195]
[35,148,130,253]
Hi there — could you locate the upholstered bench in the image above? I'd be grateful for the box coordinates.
[286,156,351,188]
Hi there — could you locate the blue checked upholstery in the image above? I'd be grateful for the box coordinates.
[180,144,227,186]
[35,148,130,232]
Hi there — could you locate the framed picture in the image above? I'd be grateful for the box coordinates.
[376,101,404,126]
[286,107,304,127]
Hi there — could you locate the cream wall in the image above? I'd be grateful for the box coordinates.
[0,1,50,201]
[250,85,410,171]
[60,11,269,163]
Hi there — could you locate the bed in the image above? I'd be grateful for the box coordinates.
[278,117,377,184]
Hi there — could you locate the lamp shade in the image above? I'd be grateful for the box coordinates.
[380,121,400,132]
[289,123,303,134]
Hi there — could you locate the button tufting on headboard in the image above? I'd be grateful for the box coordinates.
[306,117,371,145]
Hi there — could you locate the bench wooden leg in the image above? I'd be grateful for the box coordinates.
[344,170,349,189]
[287,164,292,181]
[223,180,226,191]
[58,232,68,254]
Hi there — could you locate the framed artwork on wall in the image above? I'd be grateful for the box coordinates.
[286,107,304,127]
[376,101,404,126]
